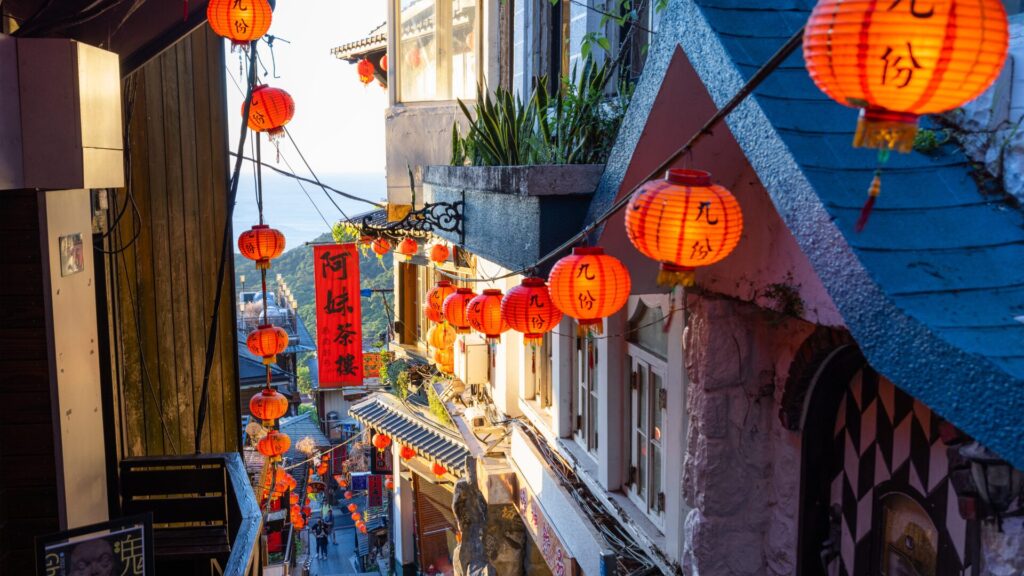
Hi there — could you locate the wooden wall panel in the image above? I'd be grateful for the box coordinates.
[103,24,239,459]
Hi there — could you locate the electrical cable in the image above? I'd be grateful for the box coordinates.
[229,152,385,208]
[284,127,354,222]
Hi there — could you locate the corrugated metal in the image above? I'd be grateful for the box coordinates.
[413,474,456,571]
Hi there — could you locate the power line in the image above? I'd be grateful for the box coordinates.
[230,151,384,209]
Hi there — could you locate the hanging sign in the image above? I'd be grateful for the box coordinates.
[37,514,154,576]
[363,350,393,379]
[367,475,384,507]
[315,244,363,387]
[371,444,393,475]
[515,474,578,576]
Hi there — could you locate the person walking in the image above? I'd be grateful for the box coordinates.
[324,507,336,544]
[312,519,328,560]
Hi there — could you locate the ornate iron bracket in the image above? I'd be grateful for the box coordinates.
[360,201,464,243]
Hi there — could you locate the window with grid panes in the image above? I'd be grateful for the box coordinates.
[626,302,667,525]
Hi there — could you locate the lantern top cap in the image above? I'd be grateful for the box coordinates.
[521,277,547,287]
[455,287,475,294]
[571,246,605,256]
[481,289,502,296]
[436,280,452,287]
[249,223,272,230]
[259,387,283,397]
[666,169,712,186]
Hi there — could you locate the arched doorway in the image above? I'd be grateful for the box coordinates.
[796,347,979,575]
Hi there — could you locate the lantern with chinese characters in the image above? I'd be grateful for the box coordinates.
[400,445,416,461]
[397,237,418,261]
[373,433,392,452]
[429,244,450,264]
[427,280,456,318]
[803,0,1008,152]
[501,278,563,346]
[432,462,447,478]
[347,503,358,513]
[207,0,273,48]
[548,247,631,336]
[238,224,286,269]
[247,324,289,365]
[246,85,295,140]
[427,321,456,350]
[443,288,476,333]
[467,289,508,342]
[434,348,454,374]
[626,170,742,288]
[423,303,443,324]
[257,430,291,462]
[357,58,375,84]
[249,387,288,425]
[371,238,391,257]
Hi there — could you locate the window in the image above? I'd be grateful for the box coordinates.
[626,302,667,524]
[398,0,481,102]
[524,333,552,410]
[619,0,660,82]
[574,331,598,453]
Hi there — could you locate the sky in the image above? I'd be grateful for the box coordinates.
[227,1,389,247]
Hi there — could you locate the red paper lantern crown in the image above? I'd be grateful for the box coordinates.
[246,85,295,140]
[238,224,286,270]
[501,278,563,346]
[207,0,273,47]
[548,247,630,335]
[247,324,289,365]
[371,238,391,257]
[625,170,742,288]
[443,288,476,334]
[249,387,288,424]
[467,289,508,341]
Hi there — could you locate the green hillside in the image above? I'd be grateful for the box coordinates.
[234,232,394,345]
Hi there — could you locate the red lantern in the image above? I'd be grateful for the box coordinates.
[357,58,375,84]
[257,430,291,462]
[302,505,311,516]
[344,490,353,500]
[238,224,286,269]
[429,244,450,264]
[292,516,305,529]
[246,85,295,140]
[443,288,476,334]
[548,247,631,335]
[207,0,273,47]
[371,238,391,257]
[427,322,456,350]
[321,454,330,462]
[396,237,418,261]
[385,478,394,490]
[359,525,368,534]
[626,170,742,287]
[347,503,358,513]
[467,289,508,342]
[289,493,299,505]
[338,479,348,489]
[432,462,447,478]
[373,433,393,452]
[316,463,328,476]
[380,54,388,72]
[351,512,361,522]
[400,445,416,461]
[501,278,563,346]
[249,387,288,424]
[423,303,442,324]
[427,280,456,318]
[804,0,1008,152]
[246,324,289,365]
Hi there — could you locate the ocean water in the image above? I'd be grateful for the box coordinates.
[232,171,386,248]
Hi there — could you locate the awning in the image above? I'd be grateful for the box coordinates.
[349,394,469,478]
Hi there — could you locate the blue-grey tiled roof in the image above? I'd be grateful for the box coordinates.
[593,0,1024,465]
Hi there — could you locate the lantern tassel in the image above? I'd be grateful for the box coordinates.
[658,264,696,288]
[854,172,882,233]
[577,321,603,338]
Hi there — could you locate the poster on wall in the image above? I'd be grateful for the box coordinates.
[367,475,384,507]
[314,244,363,387]
[36,514,153,576]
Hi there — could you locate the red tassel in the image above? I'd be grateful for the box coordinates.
[854,173,881,233]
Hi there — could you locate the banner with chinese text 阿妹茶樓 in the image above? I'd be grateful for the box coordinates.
[315,244,363,387]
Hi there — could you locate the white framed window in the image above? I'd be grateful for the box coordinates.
[523,333,552,410]
[397,0,481,102]
[626,302,667,525]
[574,330,599,454]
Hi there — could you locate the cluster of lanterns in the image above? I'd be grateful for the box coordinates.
[365,237,451,265]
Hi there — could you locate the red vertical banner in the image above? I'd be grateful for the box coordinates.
[368,474,383,507]
[315,244,363,387]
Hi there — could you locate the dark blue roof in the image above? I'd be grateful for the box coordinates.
[593,0,1024,465]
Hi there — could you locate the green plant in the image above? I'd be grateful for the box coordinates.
[426,378,453,426]
[298,403,319,426]
[296,363,312,396]
[913,128,951,154]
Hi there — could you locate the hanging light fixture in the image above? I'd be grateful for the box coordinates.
[257,430,291,463]
[434,348,454,374]
[501,278,563,346]
[351,512,361,522]
[371,238,391,257]
[357,58,375,84]
[245,85,295,141]
[625,169,742,288]
[548,247,631,336]
[207,0,274,48]
[467,289,508,343]
[372,432,393,452]
[247,324,289,365]
[429,244,450,264]
[380,54,389,72]
[400,445,416,461]
[249,387,289,425]
[396,237,419,261]
[427,280,456,318]
[443,288,476,334]
[238,224,286,270]
[347,503,359,513]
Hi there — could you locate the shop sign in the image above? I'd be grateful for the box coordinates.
[515,476,577,576]
[37,514,153,576]
[315,243,363,387]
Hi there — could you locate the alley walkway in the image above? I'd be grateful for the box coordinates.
[303,502,376,576]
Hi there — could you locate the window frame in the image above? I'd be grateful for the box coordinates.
[395,0,485,103]
[573,329,599,454]
[626,344,667,527]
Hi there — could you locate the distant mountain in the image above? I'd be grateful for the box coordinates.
[234,233,394,346]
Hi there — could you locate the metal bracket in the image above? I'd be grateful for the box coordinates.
[360,201,465,243]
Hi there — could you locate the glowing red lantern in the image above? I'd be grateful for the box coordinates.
[207,0,273,47]
[548,247,630,335]
[400,445,416,461]
[373,433,393,452]
[371,238,391,257]
[351,512,361,522]
[626,170,742,287]
[246,85,295,140]
[344,490,353,500]
[257,430,291,462]
[347,503,358,513]
[380,54,388,72]
[443,288,476,334]
[238,224,285,269]
[429,244,449,264]
[292,516,305,529]
[423,303,442,324]
[357,58,375,84]
[432,462,447,477]
[396,237,418,261]
[427,280,456,318]
[804,0,1008,152]
[290,493,299,505]
[467,289,508,342]
[385,478,394,490]
[501,278,563,346]
[249,387,288,424]
[316,463,328,475]
[246,324,289,365]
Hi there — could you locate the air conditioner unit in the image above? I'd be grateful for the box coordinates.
[454,334,489,386]
[0,35,123,191]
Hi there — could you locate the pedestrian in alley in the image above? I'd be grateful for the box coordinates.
[312,518,328,560]
[324,506,336,544]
